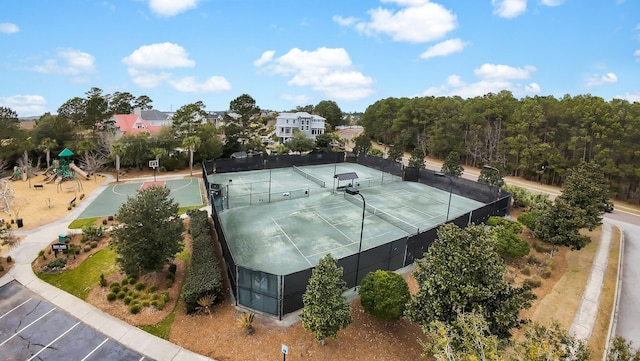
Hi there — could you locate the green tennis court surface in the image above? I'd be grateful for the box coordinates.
[214,165,484,275]
[78,178,203,219]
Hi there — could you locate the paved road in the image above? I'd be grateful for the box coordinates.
[0,281,145,361]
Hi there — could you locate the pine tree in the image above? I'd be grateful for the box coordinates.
[441,151,464,177]
[299,254,352,345]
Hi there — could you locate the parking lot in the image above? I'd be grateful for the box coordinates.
[0,281,146,361]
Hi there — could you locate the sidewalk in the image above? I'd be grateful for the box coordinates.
[0,174,213,361]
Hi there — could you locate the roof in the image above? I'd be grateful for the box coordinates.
[140,109,171,121]
[58,148,74,157]
[334,172,359,181]
[113,114,163,136]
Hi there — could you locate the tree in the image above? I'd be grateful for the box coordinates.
[119,133,151,169]
[57,97,86,126]
[359,270,410,321]
[314,133,334,153]
[111,186,184,276]
[533,197,591,254]
[300,254,352,345]
[607,336,640,361]
[110,142,124,182]
[406,223,535,339]
[0,107,19,139]
[486,217,530,259]
[182,136,201,176]
[172,102,207,140]
[314,100,343,129]
[441,151,464,177]
[557,161,609,231]
[478,165,505,187]
[352,133,371,155]
[38,137,58,169]
[408,147,425,168]
[387,145,403,163]
[513,321,591,361]
[108,91,136,114]
[228,94,260,128]
[84,87,113,132]
[286,130,315,155]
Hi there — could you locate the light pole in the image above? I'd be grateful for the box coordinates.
[346,187,365,290]
[434,172,453,222]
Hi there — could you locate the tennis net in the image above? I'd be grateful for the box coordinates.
[292,165,326,188]
[345,193,419,235]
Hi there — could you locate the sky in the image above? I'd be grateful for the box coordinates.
[1,0,639,117]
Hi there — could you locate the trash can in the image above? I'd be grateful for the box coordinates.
[16,218,23,228]
[58,234,67,243]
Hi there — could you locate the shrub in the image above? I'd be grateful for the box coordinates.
[38,250,46,260]
[117,291,126,299]
[517,211,540,230]
[79,193,85,200]
[521,265,532,276]
[0,265,4,272]
[6,256,12,263]
[81,224,103,243]
[487,216,523,234]
[46,258,66,268]
[83,245,92,253]
[524,276,542,288]
[146,285,157,293]
[127,276,137,285]
[168,263,177,274]
[121,285,129,293]
[161,292,170,303]
[166,278,174,288]
[359,270,410,321]
[110,282,120,290]
[129,304,141,314]
[140,293,149,300]
[154,299,165,310]
[102,219,108,225]
[237,311,256,335]
[123,296,133,305]
[533,241,552,253]
[141,300,150,308]
[106,292,117,301]
[127,290,135,297]
[90,241,98,249]
[99,274,108,287]
[542,266,553,279]
[182,210,223,314]
[121,279,130,286]
[494,230,530,259]
[134,282,146,291]
[150,294,159,301]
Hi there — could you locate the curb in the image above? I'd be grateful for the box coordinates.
[603,225,624,360]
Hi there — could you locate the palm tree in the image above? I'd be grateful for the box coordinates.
[38,138,58,169]
[182,136,201,176]
[110,142,124,182]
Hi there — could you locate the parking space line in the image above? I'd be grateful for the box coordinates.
[81,337,109,361]
[139,356,145,361]
[0,307,56,347]
[26,321,80,361]
[0,298,32,320]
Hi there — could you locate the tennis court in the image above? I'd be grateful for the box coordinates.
[78,178,203,219]
[215,165,483,275]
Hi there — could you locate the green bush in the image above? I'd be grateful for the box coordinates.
[150,294,159,301]
[127,276,137,285]
[121,285,129,293]
[154,299,165,310]
[140,293,149,300]
[111,282,121,289]
[90,241,98,249]
[106,292,117,301]
[83,245,92,253]
[134,282,146,291]
[487,216,523,234]
[121,279,130,286]
[168,263,177,274]
[182,210,223,314]
[129,304,141,314]
[521,265,532,276]
[46,258,66,268]
[161,292,170,303]
[494,230,530,259]
[517,211,539,230]
[99,274,108,287]
[359,270,410,321]
[542,266,553,279]
[7,255,12,263]
[524,276,542,288]
[165,278,174,288]
[123,296,133,305]
[0,265,4,272]
[81,224,104,243]
[117,291,126,299]
[141,300,150,307]
[146,285,157,293]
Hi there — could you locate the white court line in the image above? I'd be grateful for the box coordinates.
[0,307,56,347]
[313,210,356,245]
[81,338,109,361]
[272,218,313,267]
[0,298,32,320]
[27,322,80,361]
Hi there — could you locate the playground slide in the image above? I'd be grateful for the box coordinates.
[46,175,57,184]
[69,163,89,179]
[55,176,62,185]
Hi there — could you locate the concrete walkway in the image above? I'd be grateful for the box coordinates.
[569,221,614,340]
[0,174,213,361]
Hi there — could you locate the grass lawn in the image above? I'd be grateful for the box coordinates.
[37,247,119,300]
[68,218,100,229]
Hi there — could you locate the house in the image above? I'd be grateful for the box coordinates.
[111,108,173,139]
[275,112,325,143]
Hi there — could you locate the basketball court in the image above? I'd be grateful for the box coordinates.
[77,178,203,219]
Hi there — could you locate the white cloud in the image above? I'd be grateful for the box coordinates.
[492,0,527,18]
[148,0,200,17]
[614,92,640,103]
[124,43,229,93]
[281,93,313,105]
[0,95,48,117]
[539,0,564,6]
[635,49,640,62]
[585,72,618,87]
[254,47,375,102]
[0,22,19,34]
[29,49,95,77]
[420,38,467,59]
[253,51,275,67]
[168,76,231,93]
[337,0,457,43]
[475,63,536,80]
[419,63,539,98]
[122,43,195,69]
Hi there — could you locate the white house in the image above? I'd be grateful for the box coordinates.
[275,112,325,143]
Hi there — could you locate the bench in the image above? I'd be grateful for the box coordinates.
[33,184,44,189]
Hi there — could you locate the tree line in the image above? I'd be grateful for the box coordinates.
[359,91,640,203]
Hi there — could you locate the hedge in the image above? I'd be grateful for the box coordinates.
[182,210,223,314]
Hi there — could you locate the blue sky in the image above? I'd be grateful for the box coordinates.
[1,0,639,117]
